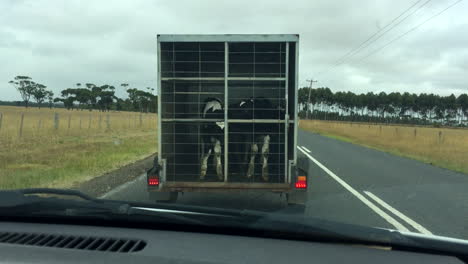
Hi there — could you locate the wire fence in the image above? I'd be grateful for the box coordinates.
[0,106,157,143]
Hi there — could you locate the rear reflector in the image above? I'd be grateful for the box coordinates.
[297,176,306,182]
[295,176,307,189]
[148,176,159,186]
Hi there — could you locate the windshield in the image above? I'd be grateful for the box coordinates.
[1,0,467,245]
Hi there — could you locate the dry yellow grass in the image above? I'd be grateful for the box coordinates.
[299,120,468,175]
[0,106,158,189]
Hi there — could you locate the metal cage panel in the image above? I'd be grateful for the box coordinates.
[158,35,298,183]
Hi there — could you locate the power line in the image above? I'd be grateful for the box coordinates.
[318,0,424,75]
[355,0,463,65]
[318,0,432,78]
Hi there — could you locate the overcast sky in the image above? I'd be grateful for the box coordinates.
[1,0,467,101]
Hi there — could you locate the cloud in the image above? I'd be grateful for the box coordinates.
[0,0,467,101]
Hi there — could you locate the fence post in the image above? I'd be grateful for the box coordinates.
[414,128,417,138]
[0,112,2,132]
[79,118,82,129]
[88,115,91,129]
[18,113,25,138]
[18,113,24,137]
[37,119,42,131]
[379,125,382,135]
[68,115,71,129]
[438,131,443,144]
[54,113,59,130]
[99,115,102,129]
[106,114,110,130]
[139,113,143,127]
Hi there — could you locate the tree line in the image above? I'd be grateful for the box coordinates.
[8,76,157,113]
[298,87,468,126]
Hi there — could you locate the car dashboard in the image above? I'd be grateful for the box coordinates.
[0,221,462,264]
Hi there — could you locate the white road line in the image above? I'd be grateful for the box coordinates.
[301,146,311,153]
[364,191,432,235]
[297,147,410,232]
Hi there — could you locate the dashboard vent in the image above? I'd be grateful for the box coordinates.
[0,232,146,253]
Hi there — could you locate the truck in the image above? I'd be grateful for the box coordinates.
[147,34,308,205]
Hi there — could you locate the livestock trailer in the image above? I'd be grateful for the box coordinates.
[147,34,308,204]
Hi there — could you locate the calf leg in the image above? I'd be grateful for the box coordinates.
[246,143,258,178]
[200,148,212,180]
[213,139,223,180]
[242,142,250,172]
[261,135,270,182]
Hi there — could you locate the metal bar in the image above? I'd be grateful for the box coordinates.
[157,36,162,163]
[224,41,229,182]
[158,34,299,42]
[284,42,289,183]
[227,119,286,123]
[162,77,224,81]
[173,92,223,95]
[161,60,224,63]
[294,40,299,164]
[161,118,223,122]
[288,160,293,185]
[161,77,286,81]
[164,182,291,189]
[228,77,286,81]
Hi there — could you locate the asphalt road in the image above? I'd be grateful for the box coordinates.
[101,129,468,240]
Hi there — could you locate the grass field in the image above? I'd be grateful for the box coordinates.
[0,106,157,189]
[299,120,468,175]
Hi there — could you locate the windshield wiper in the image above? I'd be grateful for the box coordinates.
[17,188,101,202]
[0,189,226,226]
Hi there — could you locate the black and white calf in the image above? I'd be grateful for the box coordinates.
[230,97,280,182]
[200,98,224,181]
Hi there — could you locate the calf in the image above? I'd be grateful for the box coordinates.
[230,97,279,182]
[200,98,224,181]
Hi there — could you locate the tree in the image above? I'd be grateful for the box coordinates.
[32,84,48,108]
[127,88,157,113]
[97,85,116,111]
[8,76,36,108]
[74,88,92,110]
[121,83,129,92]
[60,88,78,110]
[45,90,54,109]
[457,94,468,123]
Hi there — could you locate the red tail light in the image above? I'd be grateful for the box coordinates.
[148,176,159,186]
[295,176,307,189]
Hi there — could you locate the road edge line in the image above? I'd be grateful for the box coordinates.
[364,191,432,235]
[297,147,409,232]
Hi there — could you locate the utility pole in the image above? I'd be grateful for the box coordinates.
[305,79,317,120]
